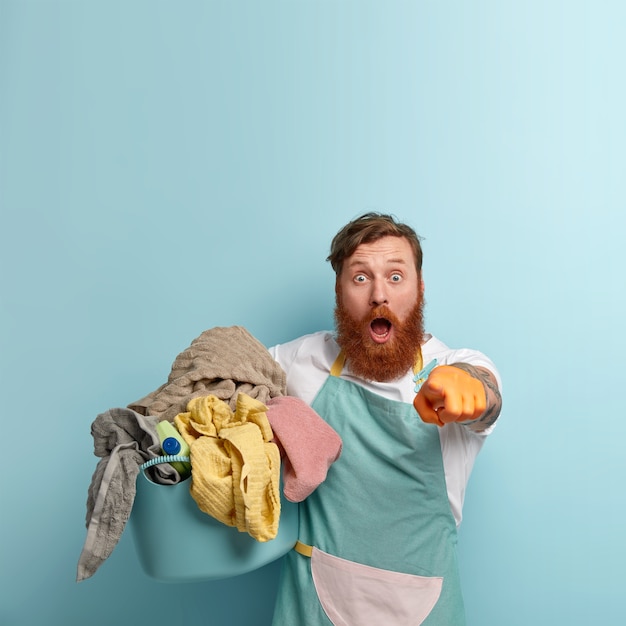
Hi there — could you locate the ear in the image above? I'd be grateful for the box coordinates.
[419,274,425,295]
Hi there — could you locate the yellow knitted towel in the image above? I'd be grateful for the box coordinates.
[174,393,281,542]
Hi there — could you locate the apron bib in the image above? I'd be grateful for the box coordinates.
[272,360,465,626]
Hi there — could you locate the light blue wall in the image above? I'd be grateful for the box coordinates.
[1,1,624,624]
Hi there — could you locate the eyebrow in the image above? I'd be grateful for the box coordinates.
[347,257,409,269]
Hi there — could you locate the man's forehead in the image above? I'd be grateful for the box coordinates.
[346,237,414,265]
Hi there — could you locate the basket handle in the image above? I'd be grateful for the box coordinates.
[140,455,191,471]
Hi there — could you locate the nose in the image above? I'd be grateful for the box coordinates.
[370,278,389,307]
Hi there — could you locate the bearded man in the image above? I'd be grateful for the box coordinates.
[269,213,502,626]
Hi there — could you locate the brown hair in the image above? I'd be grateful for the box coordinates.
[327,212,423,276]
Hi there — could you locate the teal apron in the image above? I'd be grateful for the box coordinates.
[272,356,465,626]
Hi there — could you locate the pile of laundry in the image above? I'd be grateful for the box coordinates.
[76,326,342,582]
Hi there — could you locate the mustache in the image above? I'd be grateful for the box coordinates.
[365,305,400,325]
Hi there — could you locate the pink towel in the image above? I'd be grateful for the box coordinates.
[266,397,342,503]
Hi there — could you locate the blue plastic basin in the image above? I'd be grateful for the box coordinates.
[130,472,299,583]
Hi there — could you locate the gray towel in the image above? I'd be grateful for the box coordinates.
[76,408,179,582]
[128,326,287,421]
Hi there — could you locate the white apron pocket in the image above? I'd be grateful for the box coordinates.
[310,547,443,626]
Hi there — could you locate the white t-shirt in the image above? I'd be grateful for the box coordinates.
[269,330,502,527]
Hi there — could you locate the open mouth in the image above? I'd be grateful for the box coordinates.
[370,317,392,343]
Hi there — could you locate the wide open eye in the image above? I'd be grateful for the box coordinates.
[390,273,402,283]
[354,274,367,283]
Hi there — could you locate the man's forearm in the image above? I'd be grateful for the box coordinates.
[451,363,502,432]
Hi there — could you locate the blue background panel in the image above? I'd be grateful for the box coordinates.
[1,2,625,624]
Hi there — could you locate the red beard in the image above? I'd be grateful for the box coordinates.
[334,295,425,382]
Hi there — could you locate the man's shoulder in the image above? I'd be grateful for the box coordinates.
[270,330,333,352]
[423,334,501,389]
[423,334,484,361]
[269,330,338,368]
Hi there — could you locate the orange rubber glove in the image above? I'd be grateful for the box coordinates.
[413,365,486,427]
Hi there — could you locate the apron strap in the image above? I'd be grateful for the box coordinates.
[294,540,313,558]
[330,348,424,378]
[329,351,347,377]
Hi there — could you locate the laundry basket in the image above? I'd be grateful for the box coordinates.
[130,460,299,583]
